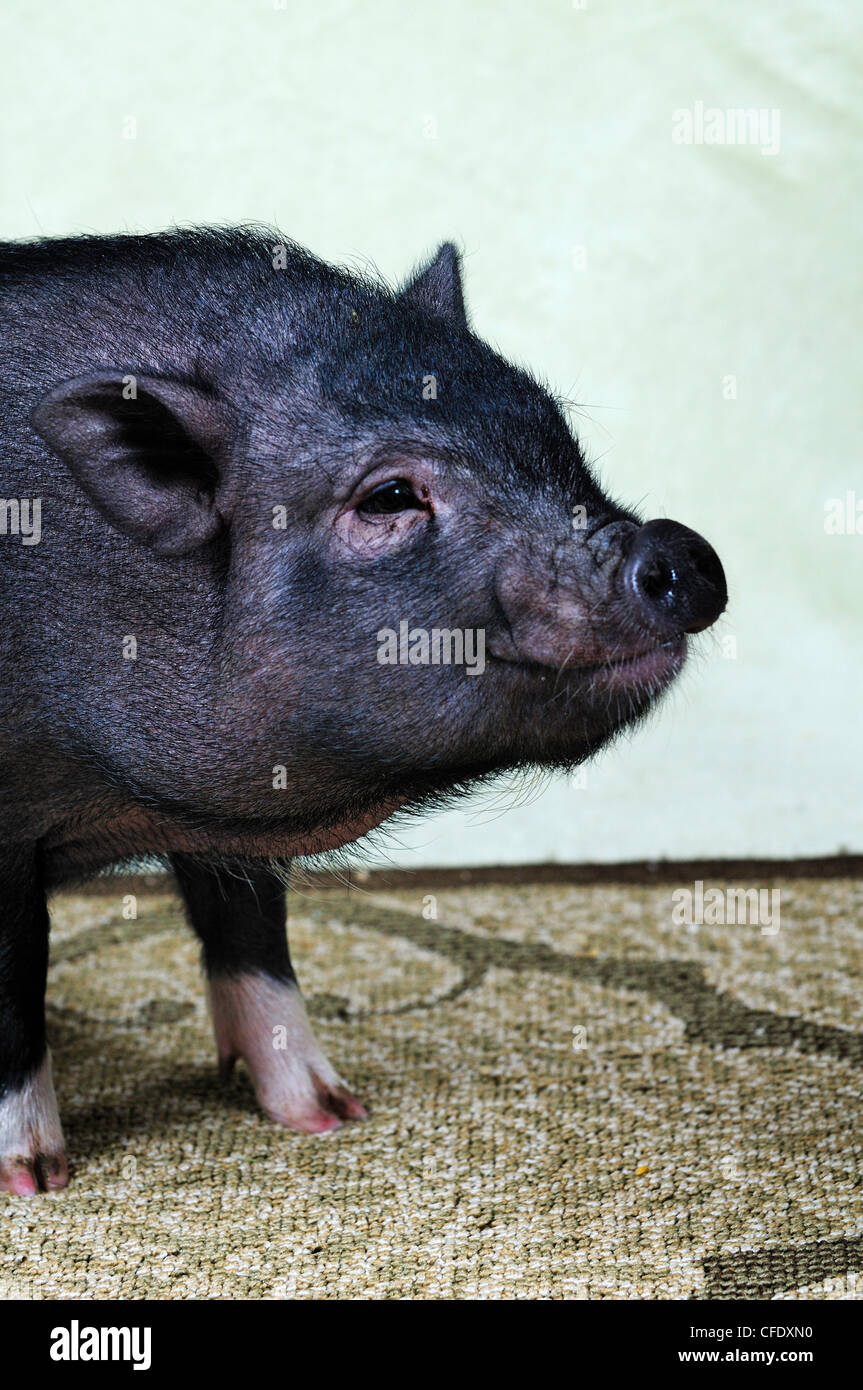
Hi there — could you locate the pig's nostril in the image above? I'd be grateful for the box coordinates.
[625,519,727,637]
[639,557,677,607]
[687,541,726,591]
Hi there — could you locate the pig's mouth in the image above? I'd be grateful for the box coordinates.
[488,634,686,693]
[569,635,687,690]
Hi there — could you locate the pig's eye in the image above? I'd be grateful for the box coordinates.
[357,478,423,516]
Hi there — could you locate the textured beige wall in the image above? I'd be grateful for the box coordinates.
[2,0,859,863]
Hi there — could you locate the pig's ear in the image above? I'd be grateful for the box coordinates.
[399,242,468,327]
[31,370,234,557]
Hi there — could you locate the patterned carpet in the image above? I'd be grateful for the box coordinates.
[1,873,861,1300]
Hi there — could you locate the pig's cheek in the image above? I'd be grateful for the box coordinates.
[208,975,367,1135]
[0,1052,68,1195]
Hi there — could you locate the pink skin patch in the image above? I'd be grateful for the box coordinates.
[208,974,367,1134]
[0,1053,68,1196]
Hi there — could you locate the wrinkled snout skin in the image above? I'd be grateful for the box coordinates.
[0,227,727,1190]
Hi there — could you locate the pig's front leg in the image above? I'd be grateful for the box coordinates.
[0,846,67,1194]
[171,855,366,1133]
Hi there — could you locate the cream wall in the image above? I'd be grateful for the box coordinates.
[1,0,859,864]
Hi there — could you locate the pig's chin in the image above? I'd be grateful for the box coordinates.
[482,634,687,760]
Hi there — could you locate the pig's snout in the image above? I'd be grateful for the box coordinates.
[490,515,727,676]
[623,519,726,637]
